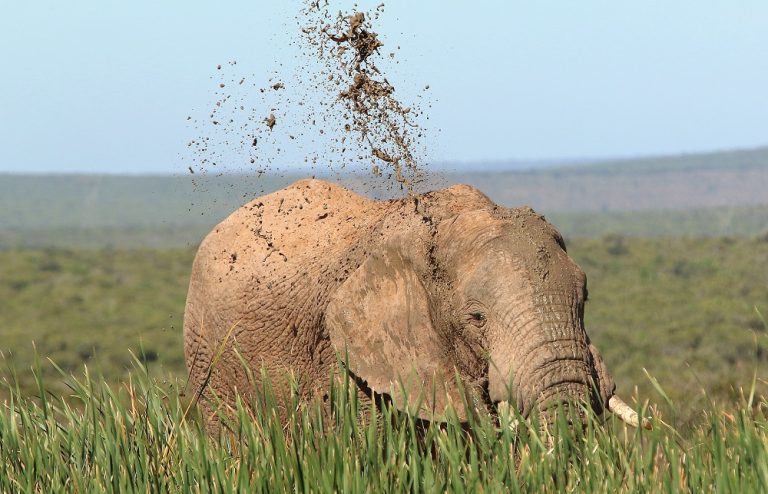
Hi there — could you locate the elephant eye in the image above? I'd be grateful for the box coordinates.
[469,312,486,326]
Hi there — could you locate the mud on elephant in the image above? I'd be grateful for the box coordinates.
[183,179,644,433]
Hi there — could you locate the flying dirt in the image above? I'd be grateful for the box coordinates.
[185,1,432,199]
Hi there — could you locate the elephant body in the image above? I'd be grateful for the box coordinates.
[184,179,635,433]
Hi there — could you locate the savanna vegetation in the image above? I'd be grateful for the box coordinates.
[2,235,766,430]
[0,248,191,396]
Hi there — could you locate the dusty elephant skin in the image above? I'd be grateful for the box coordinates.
[183,179,642,433]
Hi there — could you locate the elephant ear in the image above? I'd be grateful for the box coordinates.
[326,236,469,421]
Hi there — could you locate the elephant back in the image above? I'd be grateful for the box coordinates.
[183,179,389,414]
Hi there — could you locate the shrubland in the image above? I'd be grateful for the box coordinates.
[1,235,767,429]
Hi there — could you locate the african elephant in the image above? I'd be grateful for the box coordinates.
[183,179,643,433]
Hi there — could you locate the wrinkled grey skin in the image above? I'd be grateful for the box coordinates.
[184,179,616,433]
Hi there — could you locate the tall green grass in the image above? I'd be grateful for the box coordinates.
[2,360,768,492]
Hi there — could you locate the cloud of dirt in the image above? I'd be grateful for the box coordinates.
[183,1,436,203]
[299,2,428,192]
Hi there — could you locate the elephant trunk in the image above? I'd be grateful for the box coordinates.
[488,296,649,431]
[487,295,609,426]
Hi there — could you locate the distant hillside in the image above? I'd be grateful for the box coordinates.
[0,173,297,231]
[448,165,768,212]
[444,145,768,175]
[545,146,768,175]
[435,146,768,211]
[1,146,766,248]
[3,204,766,250]
[550,204,768,239]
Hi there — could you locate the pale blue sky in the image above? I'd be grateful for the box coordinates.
[1,1,766,173]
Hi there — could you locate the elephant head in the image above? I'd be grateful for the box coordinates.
[325,202,643,430]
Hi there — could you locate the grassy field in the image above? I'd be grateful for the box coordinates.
[0,248,190,396]
[2,236,767,430]
[573,236,768,429]
[2,365,768,492]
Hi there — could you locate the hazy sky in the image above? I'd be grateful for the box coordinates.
[1,1,766,174]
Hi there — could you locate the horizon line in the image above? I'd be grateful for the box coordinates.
[1,143,766,177]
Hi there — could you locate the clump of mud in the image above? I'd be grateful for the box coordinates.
[184,1,433,202]
[300,2,427,190]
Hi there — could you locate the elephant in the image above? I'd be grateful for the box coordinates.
[183,178,644,434]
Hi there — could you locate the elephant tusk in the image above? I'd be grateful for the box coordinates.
[497,400,520,431]
[608,395,652,430]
